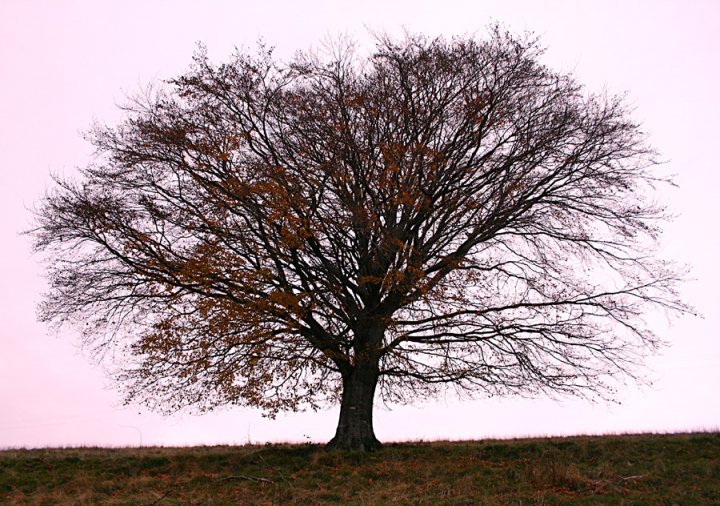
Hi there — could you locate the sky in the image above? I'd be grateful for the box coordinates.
[1,0,718,449]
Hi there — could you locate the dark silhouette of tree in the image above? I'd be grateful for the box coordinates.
[31,29,690,451]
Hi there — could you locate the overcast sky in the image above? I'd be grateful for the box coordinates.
[1,0,718,448]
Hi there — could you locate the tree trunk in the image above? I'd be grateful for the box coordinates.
[326,361,382,451]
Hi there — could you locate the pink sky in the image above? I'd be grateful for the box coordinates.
[1,0,718,448]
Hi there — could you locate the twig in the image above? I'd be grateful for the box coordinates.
[258,452,289,483]
[216,474,275,484]
[619,474,647,481]
[142,489,174,505]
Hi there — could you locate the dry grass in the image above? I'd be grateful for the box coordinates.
[1,432,719,504]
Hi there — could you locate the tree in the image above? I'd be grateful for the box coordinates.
[31,29,690,451]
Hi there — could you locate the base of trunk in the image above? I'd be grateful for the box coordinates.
[325,432,382,452]
[325,375,382,452]
[327,352,383,452]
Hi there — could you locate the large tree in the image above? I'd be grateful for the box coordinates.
[31,29,689,451]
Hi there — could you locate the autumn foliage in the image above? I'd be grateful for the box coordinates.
[31,29,690,450]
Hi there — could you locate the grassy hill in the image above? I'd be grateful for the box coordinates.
[2,432,718,504]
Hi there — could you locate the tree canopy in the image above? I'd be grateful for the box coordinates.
[31,29,690,450]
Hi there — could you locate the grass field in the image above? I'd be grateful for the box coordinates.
[1,432,718,504]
